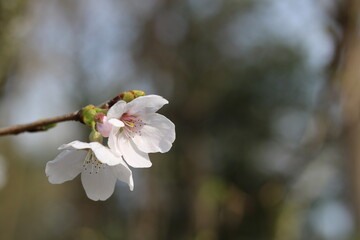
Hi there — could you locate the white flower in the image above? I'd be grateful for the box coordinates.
[106,95,175,168]
[45,140,134,201]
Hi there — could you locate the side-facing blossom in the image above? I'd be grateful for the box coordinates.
[95,113,113,138]
[102,95,175,168]
[45,140,133,201]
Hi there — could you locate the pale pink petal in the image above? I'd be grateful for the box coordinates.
[108,118,125,128]
[120,135,152,168]
[81,166,117,201]
[96,116,113,137]
[89,142,123,166]
[107,101,127,119]
[125,95,168,115]
[58,140,91,150]
[132,113,175,153]
[46,150,86,184]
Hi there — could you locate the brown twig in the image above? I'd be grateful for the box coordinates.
[0,92,124,136]
[0,111,81,136]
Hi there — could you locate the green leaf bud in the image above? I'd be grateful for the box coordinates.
[120,90,145,103]
[132,90,145,98]
[41,123,57,130]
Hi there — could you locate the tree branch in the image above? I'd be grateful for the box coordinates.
[0,92,124,136]
[0,111,81,136]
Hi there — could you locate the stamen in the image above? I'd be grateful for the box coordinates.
[83,150,104,174]
[124,121,135,128]
[120,113,146,139]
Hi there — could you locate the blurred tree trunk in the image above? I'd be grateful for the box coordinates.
[336,0,360,229]
[0,0,27,93]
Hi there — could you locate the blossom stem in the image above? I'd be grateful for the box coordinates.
[0,92,126,136]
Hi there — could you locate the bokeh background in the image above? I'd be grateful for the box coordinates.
[0,0,359,239]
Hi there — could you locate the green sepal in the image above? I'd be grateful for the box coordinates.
[95,109,107,114]
[89,129,103,143]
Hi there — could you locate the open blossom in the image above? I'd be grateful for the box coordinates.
[102,95,175,168]
[45,140,133,201]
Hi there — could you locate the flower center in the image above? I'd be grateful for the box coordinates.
[120,113,145,138]
[83,150,105,174]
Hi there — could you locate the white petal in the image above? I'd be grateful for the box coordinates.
[107,100,126,119]
[81,166,117,201]
[108,118,125,128]
[132,113,175,153]
[111,163,134,191]
[89,142,122,166]
[45,150,86,184]
[126,95,169,115]
[108,127,122,156]
[120,135,152,168]
[58,140,91,150]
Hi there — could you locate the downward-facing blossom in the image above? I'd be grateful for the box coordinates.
[102,95,175,168]
[45,140,133,201]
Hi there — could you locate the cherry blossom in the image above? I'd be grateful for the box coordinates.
[45,140,133,201]
[105,95,175,168]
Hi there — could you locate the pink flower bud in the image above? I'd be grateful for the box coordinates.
[94,113,106,123]
[96,116,112,137]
